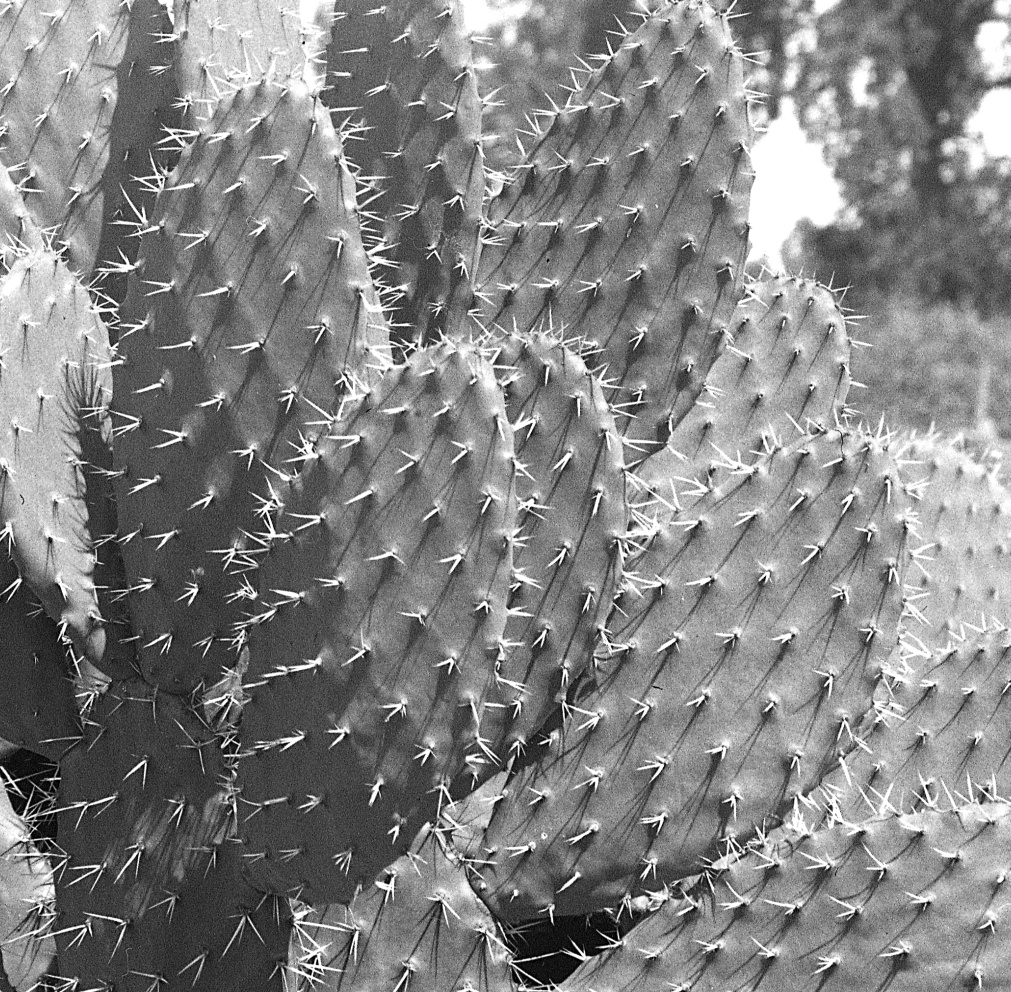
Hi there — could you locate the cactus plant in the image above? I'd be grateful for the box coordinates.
[0,2,1007,991]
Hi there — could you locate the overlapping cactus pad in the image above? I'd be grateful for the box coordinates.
[820,621,1011,821]
[639,272,855,491]
[465,425,918,919]
[0,2,1006,991]
[236,341,517,903]
[112,73,392,693]
[0,248,114,665]
[477,0,753,452]
[897,431,1011,631]
[556,802,1011,992]
[493,332,628,744]
[55,680,292,991]
[286,824,515,992]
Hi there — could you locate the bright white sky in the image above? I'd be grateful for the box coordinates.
[461,0,1011,268]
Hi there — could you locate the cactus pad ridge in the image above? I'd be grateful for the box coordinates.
[52,677,292,991]
[112,75,392,693]
[465,426,916,920]
[234,341,516,903]
[558,802,1011,992]
[475,0,754,454]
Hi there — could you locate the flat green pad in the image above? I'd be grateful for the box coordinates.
[558,803,1011,992]
[466,427,914,919]
[476,0,753,452]
[54,678,291,992]
[236,342,516,904]
[113,76,391,692]
[286,825,515,992]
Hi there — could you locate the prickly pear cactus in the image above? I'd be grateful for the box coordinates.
[555,802,1011,991]
[0,2,1005,991]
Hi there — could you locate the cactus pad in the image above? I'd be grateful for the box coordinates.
[286,824,515,992]
[113,75,391,692]
[639,274,853,495]
[324,0,486,346]
[0,248,116,666]
[0,555,80,760]
[53,678,292,991]
[493,332,628,745]
[1,778,56,990]
[235,342,516,903]
[174,0,306,112]
[558,802,1011,992]
[466,426,915,919]
[476,0,753,452]
[899,434,1011,632]
[822,623,1011,821]
[0,0,176,279]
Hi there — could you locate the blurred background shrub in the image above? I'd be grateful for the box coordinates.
[846,297,1011,440]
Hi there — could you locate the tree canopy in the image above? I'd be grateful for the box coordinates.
[789,0,1011,313]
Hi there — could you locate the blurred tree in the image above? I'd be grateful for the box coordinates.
[788,0,1011,316]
